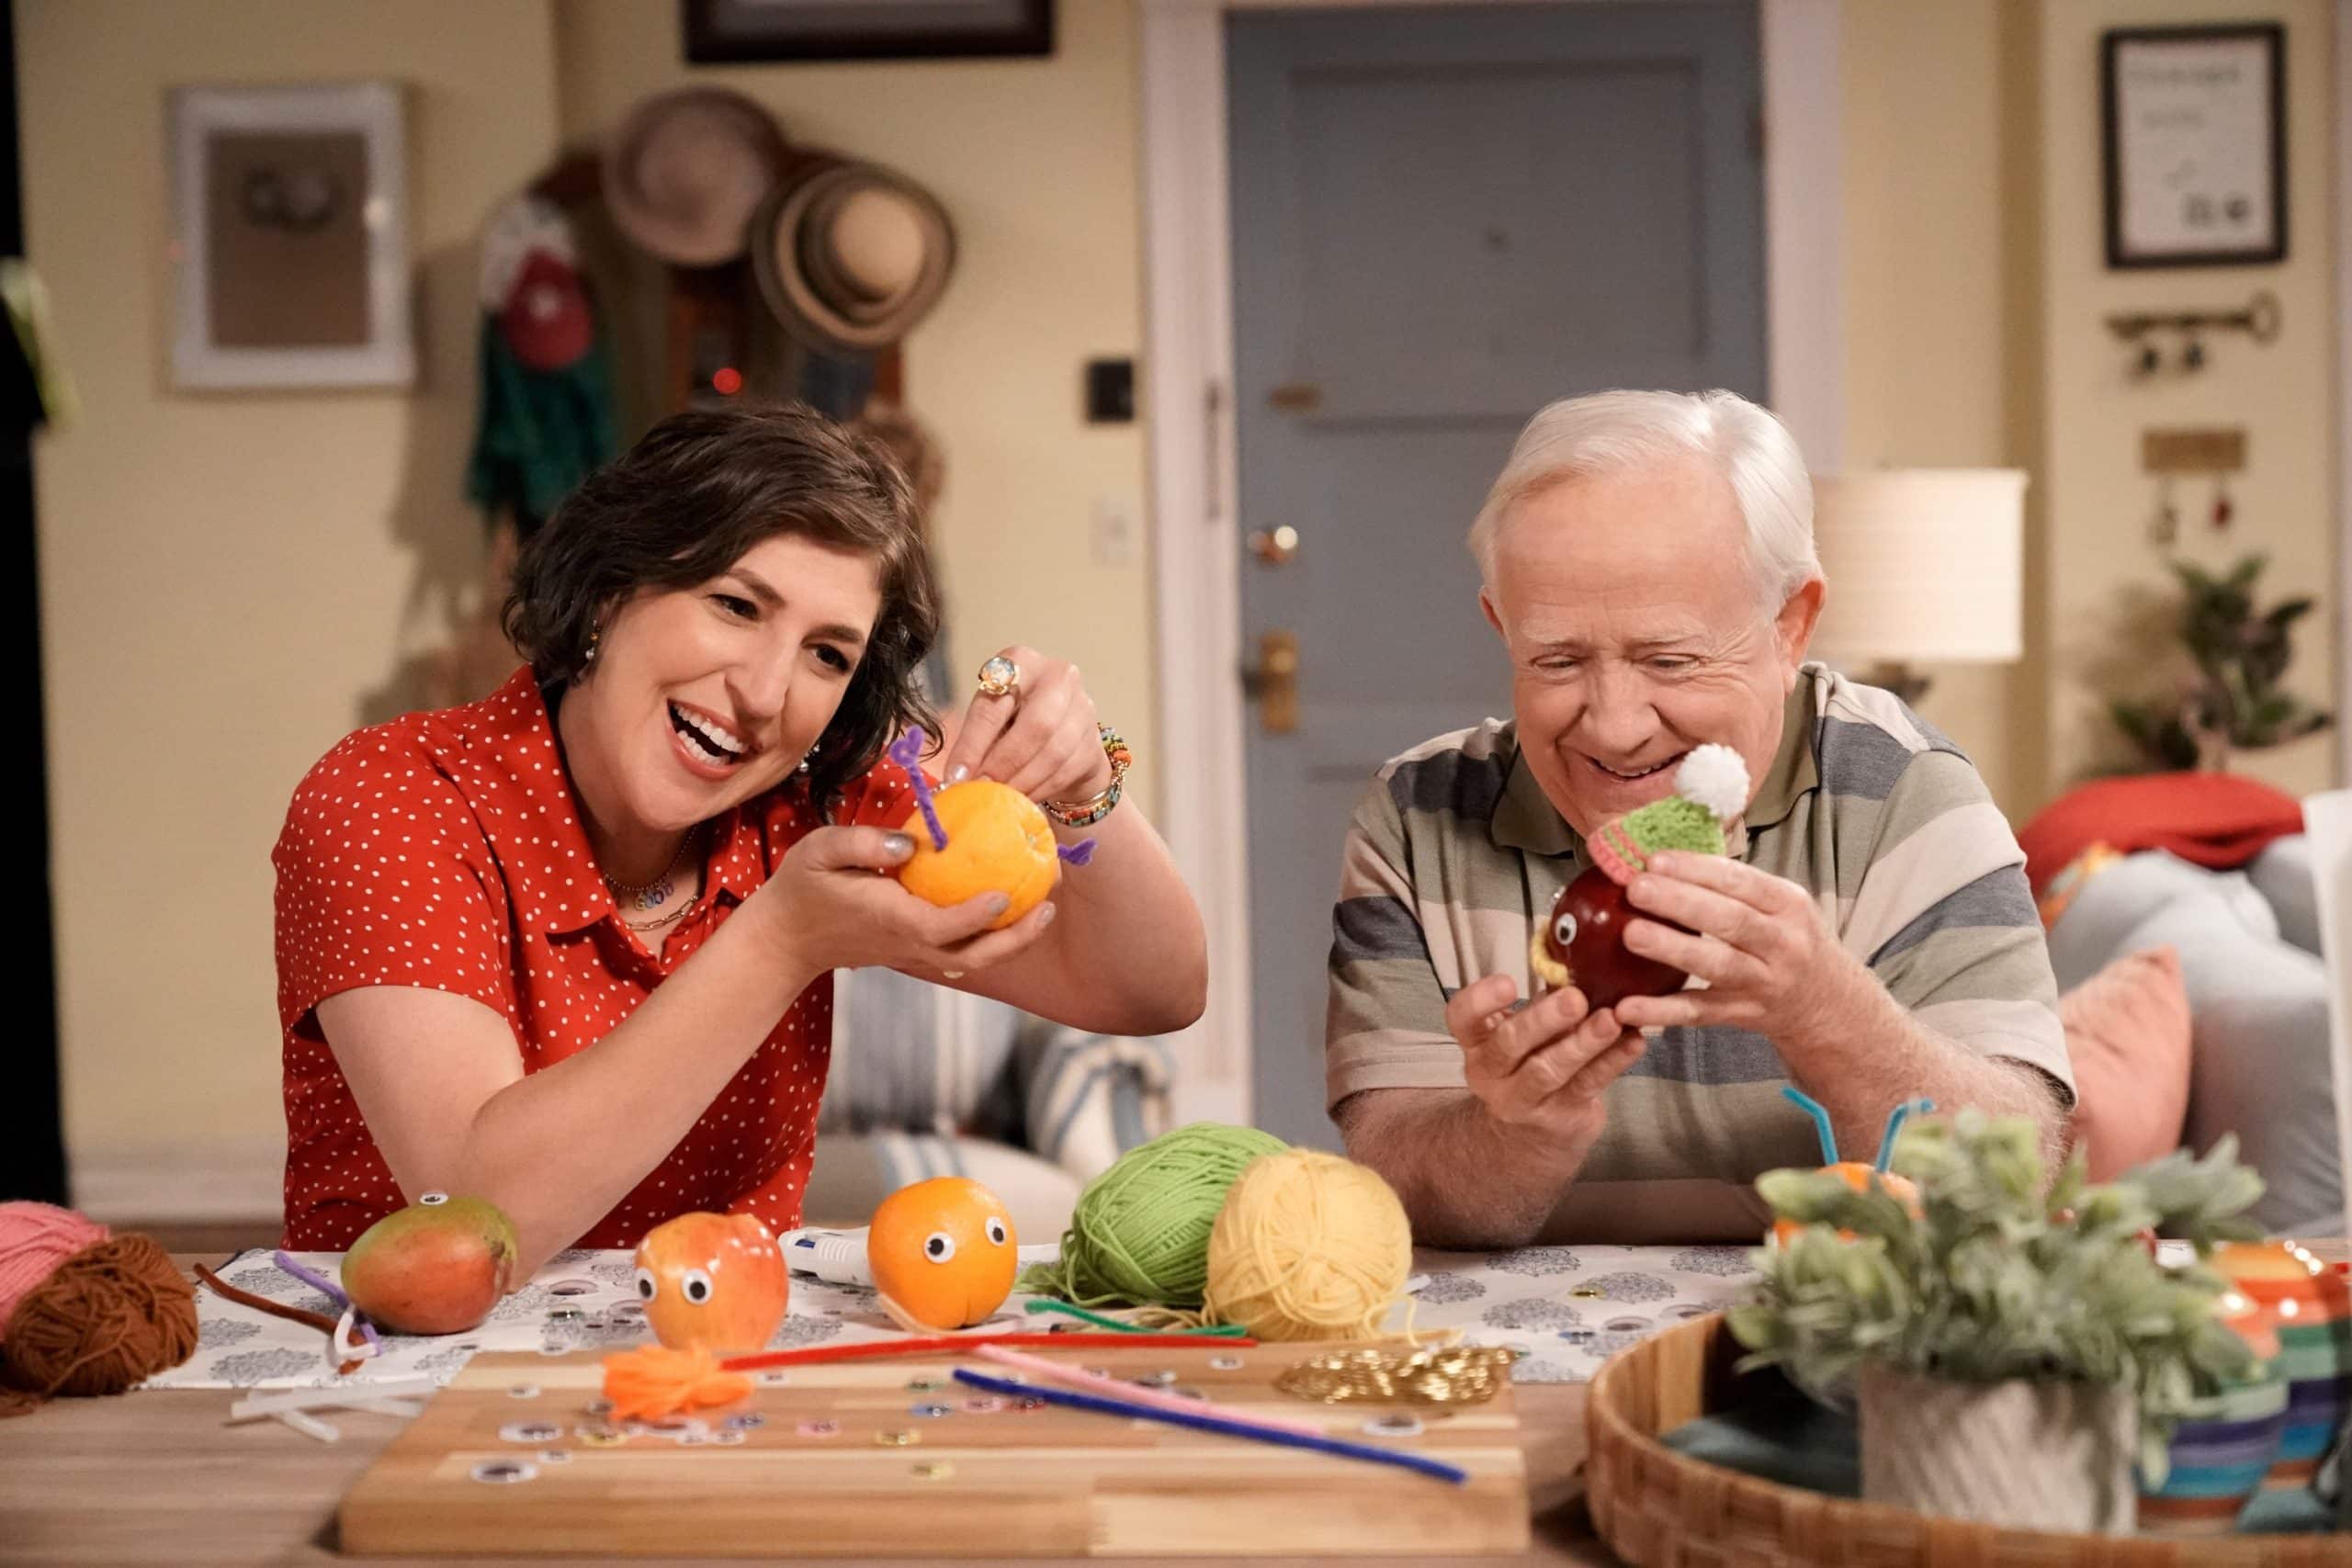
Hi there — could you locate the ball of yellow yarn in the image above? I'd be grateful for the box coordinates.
[1203,1149,1412,1342]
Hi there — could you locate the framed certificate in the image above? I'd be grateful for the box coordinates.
[2102,24,2286,269]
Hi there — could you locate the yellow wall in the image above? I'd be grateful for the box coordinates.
[2040,0,2338,799]
[28,0,1152,1213]
[22,0,563,1204]
[1840,0,2039,811]
[1843,0,2338,815]
[550,0,1155,795]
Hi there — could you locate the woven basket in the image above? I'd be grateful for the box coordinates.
[1585,1313,2352,1566]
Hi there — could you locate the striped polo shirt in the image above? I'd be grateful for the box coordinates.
[1326,663,2074,1243]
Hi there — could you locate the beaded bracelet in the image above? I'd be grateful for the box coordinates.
[1045,724,1132,828]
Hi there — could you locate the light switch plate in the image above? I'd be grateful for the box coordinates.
[1091,495,1140,565]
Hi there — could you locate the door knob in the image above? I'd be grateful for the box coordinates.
[1242,630,1300,735]
[1248,525,1300,567]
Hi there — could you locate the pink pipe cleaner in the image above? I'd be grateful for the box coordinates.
[972,1342,1325,1437]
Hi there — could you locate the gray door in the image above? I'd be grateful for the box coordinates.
[1231,3,1767,1147]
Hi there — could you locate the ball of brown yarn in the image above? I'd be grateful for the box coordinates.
[0,1235,198,1416]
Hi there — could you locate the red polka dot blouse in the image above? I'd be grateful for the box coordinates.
[272,668,913,1250]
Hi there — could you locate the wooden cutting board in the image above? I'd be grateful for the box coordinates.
[339,1342,1530,1557]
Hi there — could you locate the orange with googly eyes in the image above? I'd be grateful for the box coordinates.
[1769,1164,1921,1247]
[866,1178,1018,1331]
[632,1212,788,1352]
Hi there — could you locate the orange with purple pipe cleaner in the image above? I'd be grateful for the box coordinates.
[884,731,1093,931]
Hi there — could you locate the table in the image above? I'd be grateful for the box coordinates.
[0,1258,1620,1568]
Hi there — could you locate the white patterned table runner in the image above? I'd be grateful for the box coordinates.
[147,1243,1755,1391]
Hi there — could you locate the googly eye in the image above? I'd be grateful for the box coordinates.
[419,1191,449,1206]
[923,1232,956,1264]
[633,1268,657,1301]
[985,1217,1008,1247]
[681,1269,714,1304]
[469,1459,535,1484]
[1551,911,1578,947]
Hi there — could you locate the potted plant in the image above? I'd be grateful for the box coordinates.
[2110,552,2332,773]
[1729,1111,2266,1533]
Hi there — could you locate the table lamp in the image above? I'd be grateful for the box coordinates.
[1807,469,2027,705]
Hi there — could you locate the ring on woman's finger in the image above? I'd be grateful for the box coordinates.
[976,656,1021,698]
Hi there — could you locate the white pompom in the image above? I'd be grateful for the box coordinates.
[1674,744,1750,823]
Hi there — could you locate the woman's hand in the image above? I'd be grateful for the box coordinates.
[937,646,1113,806]
[751,826,1056,978]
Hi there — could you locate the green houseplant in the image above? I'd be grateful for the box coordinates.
[2110,553,2332,772]
[1730,1111,2265,1529]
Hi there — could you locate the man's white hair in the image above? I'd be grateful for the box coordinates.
[1466,389,1819,608]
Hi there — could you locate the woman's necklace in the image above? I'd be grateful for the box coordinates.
[603,826,698,915]
[621,899,695,935]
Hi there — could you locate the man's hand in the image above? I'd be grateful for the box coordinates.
[1612,851,1866,1048]
[1448,974,1646,1156]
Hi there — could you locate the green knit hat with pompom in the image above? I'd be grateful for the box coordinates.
[1587,743,1750,883]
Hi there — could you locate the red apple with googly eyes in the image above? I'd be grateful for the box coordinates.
[1528,867,1690,1013]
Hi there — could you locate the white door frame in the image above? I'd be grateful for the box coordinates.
[2338,0,2352,788]
[1139,0,1847,1126]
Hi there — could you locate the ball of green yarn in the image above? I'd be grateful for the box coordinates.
[1020,1122,1288,1309]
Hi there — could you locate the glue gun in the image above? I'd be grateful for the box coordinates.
[776,1227,1059,1289]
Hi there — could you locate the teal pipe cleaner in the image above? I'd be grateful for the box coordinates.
[1874,1097,1935,1173]
[1024,1300,1248,1337]
[1781,1084,1838,1166]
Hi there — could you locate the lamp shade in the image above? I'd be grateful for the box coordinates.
[1807,469,2027,665]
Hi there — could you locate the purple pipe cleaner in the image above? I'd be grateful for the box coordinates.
[1057,839,1097,866]
[887,730,949,852]
[277,1248,382,1348]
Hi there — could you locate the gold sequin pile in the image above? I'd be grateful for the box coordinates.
[1273,1344,1516,1406]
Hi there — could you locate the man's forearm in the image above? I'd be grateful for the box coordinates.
[1783,959,2069,1171]
[1336,1089,1593,1248]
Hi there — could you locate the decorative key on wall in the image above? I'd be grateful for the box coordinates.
[2106,288,2280,379]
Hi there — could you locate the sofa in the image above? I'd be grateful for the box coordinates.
[2043,836,2341,1236]
[803,963,1174,1239]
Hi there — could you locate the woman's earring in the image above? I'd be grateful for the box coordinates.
[583,625,601,665]
[797,752,813,774]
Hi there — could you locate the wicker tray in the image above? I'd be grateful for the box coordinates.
[1585,1313,2352,1567]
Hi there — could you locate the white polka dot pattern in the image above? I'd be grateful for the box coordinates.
[270,668,913,1251]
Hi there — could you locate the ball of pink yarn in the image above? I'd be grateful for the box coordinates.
[0,1201,109,1342]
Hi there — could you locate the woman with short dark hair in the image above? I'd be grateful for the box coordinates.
[273,404,1205,1273]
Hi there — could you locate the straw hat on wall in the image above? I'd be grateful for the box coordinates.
[603,87,790,266]
[751,154,956,352]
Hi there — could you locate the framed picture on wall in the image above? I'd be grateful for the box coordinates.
[2101,23,2286,268]
[167,82,414,390]
[683,0,1054,64]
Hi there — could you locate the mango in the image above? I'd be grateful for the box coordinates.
[342,1193,519,1335]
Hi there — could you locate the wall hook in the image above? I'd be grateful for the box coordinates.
[2105,289,2281,377]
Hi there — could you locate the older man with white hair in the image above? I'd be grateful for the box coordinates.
[1328,389,2073,1247]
